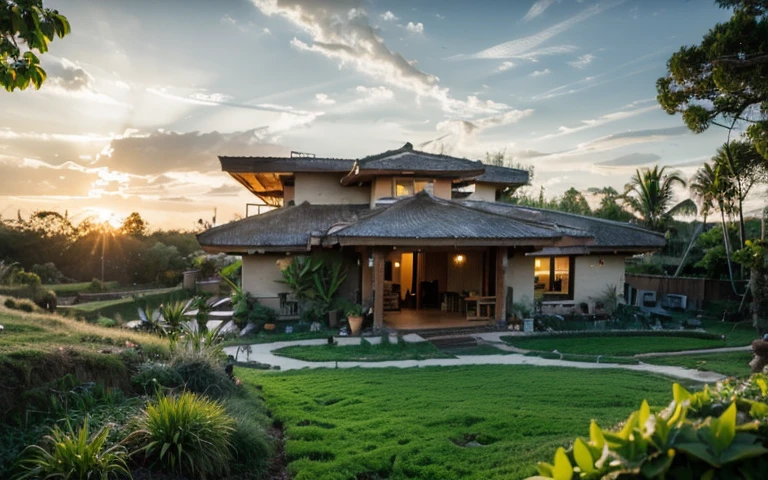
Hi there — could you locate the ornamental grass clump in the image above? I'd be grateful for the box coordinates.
[129,391,235,478]
[13,417,131,480]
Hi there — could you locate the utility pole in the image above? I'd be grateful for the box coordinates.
[101,229,106,282]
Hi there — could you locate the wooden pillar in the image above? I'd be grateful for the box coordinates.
[495,246,507,321]
[361,247,373,306]
[373,248,385,328]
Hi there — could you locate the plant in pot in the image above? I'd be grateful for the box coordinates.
[312,261,348,327]
[277,256,321,315]
[345,303,364,335]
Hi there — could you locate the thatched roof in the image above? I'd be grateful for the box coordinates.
[460,200,666,251]
[329,192,588,246]
[196,202,369,253]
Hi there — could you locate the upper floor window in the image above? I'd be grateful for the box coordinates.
[394,178,433,197]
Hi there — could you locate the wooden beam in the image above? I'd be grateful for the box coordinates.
[360,247,373,307]
[495,246,506,321]
[373,248,385,329]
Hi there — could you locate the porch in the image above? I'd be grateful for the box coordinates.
[383,309,495,330]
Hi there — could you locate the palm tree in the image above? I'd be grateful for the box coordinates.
[713,140,767,250]
[689,161,739,289]
[624,165,696,232]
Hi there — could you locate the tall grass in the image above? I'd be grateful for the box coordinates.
[129,391,235,478]
[13,417,131,480]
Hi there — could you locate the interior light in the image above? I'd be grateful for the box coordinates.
[535,258,541,268]
[394,261,401,268]
[454,254,465,265]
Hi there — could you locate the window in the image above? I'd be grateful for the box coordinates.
[534,256,572,297]
[394,178,433,197]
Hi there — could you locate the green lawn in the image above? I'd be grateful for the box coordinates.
[243,366,674,480]
[224,331,333,346]
[272,340,451,362]
[643,351,753,378]
[58,287,188,321]
[502,335,727,356]
[698,319,757,346]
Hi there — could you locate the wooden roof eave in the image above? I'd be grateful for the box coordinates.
[331,236,567,247]
[199,244,311,255]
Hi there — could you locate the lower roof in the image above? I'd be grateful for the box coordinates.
[197,192,665,254]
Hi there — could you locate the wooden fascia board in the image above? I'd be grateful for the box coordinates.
[340,168,486,186]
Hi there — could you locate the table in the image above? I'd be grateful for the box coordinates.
[464,296,496,321]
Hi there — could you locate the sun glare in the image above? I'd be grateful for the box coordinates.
[91,208,122,229]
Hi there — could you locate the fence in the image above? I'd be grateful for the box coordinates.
[625,273,746,310]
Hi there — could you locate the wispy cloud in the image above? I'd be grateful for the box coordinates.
[405,21,424,34]
[497,61,516,72]
[595,153,661,167]
[535,103,658,140]
[459,1,623,60]
[568,53,595,69]
[380,11,398,21]
[355,85,395,103]
[523,0,557,22]
[530,69,551,77]
[314,93,336,105]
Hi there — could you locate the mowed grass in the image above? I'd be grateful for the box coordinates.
[643,351,753,378]
[502,335,726,356]
[272,340,451,362]
[243,366,674,480]
[58,286,187,321]
[698,319,757,346]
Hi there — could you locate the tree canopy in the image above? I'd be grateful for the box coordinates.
[657,0,768,157]
[1,0,71,91]
[624,166,696,232]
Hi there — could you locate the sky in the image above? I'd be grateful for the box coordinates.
[0,0,749,230]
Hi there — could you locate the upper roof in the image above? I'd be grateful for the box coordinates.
[460,200,666,251]
[219,143,529,204]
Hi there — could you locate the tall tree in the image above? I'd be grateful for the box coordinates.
[656,0,768,159]
[591,187,634,222]
[557,187,591,216]
[624,166,697,232]
[690,161,739,286]
[1,0,71,91]
[713,140,767,249]
[121,212,148,237]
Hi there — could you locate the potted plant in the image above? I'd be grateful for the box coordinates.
[311,260,347,327]
[345,303,364,335]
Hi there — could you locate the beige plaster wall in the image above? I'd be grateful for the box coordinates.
[371,176,393,207]
[573,255,626,304]
[242,254,289,311]
[294,172,369,205]
[433,179,452,199]
[467,183,498,202]
[505,252,535,310]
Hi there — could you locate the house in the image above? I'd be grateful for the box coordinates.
[197,142,665,329]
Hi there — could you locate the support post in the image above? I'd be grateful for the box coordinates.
[361,247,372,306]
[373,248,386,329]
[495,247,507,321]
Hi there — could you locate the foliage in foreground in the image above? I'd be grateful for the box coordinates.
[128,391,235,478]
[13,417,131,480]
[530,374,768,479]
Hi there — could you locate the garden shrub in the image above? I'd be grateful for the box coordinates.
[34,289,56,312]
[4,297,16,309]
[171,356,235,398]
[96,317,115,328]
[131,362,184,394]
[129,391,235,478]
[13,417,130,480]
[530,373,768,479]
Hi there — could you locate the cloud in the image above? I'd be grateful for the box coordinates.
[535,103,658,140]
[204,185,243,196]
[568,53,595,69]
[461,1,623,60]
[433,109,534,153]
[355,85,394,103]
[38,57,128,106]
[523,0,557,22]
[497,61,515,72]
[596,153,662,167]
[436,13,445,20]
[380,11,398,21]
[314,93,336,105]
[251,0,519,117]
[530,69,551,77]
[99,129,289,176]
[405,22,424,34]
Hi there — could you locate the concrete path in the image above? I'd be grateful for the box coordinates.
[224,335,728,383]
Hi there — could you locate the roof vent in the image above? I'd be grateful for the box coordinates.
[402,142,413,151]
[375,197,400,208]
[290,151,316,158]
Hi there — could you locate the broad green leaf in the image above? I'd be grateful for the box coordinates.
[747,400,768,420]
[552,447,573,480]
[713,403,736,454]
[719,442,768,465]
[639,450,675,478]
[573,438,595,473]
[673,383,692,405]
[676,441,720,467]
[536,462,554,477]
[589,421,606,449]
[638,400,651,427]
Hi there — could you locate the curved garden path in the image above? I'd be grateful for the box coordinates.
[224,333,733,383]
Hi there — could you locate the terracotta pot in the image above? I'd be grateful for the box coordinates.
[264,323,276,331]
[348,315,363,335]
